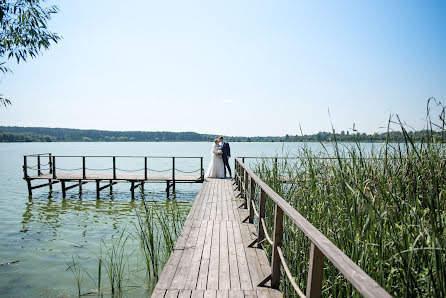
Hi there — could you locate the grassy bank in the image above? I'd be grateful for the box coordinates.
[252,109,445,296]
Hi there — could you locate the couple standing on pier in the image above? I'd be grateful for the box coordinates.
[204,136,232,179]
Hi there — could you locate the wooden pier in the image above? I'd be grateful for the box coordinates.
[151,158,391,298]
[23,153,204,198]
[152,178,282,298]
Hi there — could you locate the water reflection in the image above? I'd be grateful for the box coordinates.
[20,190,195,242]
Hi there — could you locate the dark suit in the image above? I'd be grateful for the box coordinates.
[221,141,232,177]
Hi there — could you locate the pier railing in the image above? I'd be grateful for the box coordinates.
[23,154,204,198]
[23,154,204,181]
[234,157,391,298]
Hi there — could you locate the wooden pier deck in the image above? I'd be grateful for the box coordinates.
[152,179,282,298]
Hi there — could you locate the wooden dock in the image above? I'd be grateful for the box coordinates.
[152,178,282,298]
[23,154,204,198]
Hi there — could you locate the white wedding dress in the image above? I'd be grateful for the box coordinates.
[204,143,225,178]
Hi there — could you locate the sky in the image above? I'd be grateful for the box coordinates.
[1,0,445,137]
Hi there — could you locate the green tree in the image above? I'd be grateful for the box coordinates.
[1,0,60,106]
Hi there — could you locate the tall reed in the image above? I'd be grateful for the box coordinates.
[252,101,446,297]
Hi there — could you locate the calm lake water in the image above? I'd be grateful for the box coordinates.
[0,142,378,297]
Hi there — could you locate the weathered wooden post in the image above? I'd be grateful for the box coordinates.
[49,154,52,174]
[52,156,56,179]
[271,205,284,289]
[244,169,249,209]
[37,155,41,176]
[257,189,266,246]
[200,157,204,181]
[109,179,113,194]
[49,179,53,192]
[144,157,148,180]
[82,157,86,179]
[96,180,100,198]
[306,243,325,298]
[78,179,82,193]
[249,177,255,223]
[131,181,135,199]
[23,156,28,179]
[61,180,66,198]
[113,157,116,180]
[172,157,176,192]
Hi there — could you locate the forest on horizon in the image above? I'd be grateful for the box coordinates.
[0,126,442,143]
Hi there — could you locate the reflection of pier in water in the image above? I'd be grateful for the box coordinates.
[20,192,194,242]
[23,154,204,199]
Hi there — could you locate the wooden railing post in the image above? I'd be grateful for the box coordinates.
[52,156,56,179]
[244,169,248,209]
[23,156,28,179]
[48,153,53,174]
[306,243,325,298]
[144,157,148,180]
[172,157,175,192]
[258,189,266,244]
[271,205,284,289]
[37,155,41,176]
[82,157,86,179]
[113,157,116,180]
[200,157,204,181]
[49,153,52,174]
[249,177,255,223]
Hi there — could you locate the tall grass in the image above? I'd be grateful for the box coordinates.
[135,198,187,291]
[67,197,188,296]
[252,101,446,297]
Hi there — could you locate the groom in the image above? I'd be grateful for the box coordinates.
[219,136,232,178]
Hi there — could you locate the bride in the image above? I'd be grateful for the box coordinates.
[204,138,225,179]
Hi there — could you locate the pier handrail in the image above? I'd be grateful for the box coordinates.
[234,157,391,298]
[23,154,205,183]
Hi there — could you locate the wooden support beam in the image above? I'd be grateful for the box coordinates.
[31,180,60,190]
[66,181,88,191]
[131,181,135,199]
[109,179,113,194]
[78,180,82,193]
[99,182,117,191]
[49,179,53,192]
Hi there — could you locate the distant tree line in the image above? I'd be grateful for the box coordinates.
[0,126,443,143]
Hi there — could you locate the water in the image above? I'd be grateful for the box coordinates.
[0,142,377,297]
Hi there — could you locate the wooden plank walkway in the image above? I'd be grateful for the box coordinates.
[152,179,282,298]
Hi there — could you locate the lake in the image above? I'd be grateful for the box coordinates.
[0,142,378,297]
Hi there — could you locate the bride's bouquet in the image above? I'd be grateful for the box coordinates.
[216,150,223,155]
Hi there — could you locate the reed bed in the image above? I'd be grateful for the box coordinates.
[66,197,188,296]
[252,109,445,297]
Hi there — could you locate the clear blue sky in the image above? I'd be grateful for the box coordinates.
[1,0,445,136]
